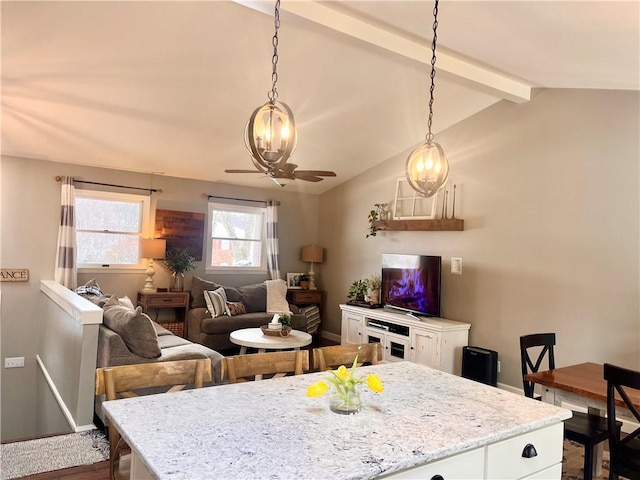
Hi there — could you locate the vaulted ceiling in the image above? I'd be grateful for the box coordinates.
[2,1,638,194]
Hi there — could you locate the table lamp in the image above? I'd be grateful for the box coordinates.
[140,238,166,293]
[301,245,324,290]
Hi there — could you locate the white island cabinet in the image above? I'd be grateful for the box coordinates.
[340,304,471,374]
[104,362,570,480]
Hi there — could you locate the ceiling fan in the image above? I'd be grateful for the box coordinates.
[225,160,336,187]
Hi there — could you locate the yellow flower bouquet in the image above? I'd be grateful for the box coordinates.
[307,355,384,414]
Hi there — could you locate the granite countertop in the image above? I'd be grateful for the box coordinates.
[103,361,571,480]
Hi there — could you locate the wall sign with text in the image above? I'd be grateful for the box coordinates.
[0,269,29,282]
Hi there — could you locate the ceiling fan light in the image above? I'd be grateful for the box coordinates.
[405,140,449,198]
[245,100,298,169]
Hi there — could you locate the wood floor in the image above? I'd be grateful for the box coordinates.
[17,461,110,480]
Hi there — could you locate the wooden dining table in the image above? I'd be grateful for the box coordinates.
[524,361,640,413]
[525,361,640,477]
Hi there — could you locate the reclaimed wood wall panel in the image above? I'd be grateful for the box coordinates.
[155,210,205,260]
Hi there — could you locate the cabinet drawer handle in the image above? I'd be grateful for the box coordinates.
[521,443,538,458]
[430,475,444,480]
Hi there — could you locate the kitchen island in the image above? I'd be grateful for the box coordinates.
[103,361,571,479]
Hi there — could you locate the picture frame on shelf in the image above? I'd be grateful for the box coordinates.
[286,273,303,289]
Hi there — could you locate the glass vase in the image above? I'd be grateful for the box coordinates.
[171,272,185,292]
[329,383,362,415]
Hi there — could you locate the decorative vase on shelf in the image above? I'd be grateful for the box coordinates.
[171,272,185,292]
[368,289,380,305]
[329,383,362,415]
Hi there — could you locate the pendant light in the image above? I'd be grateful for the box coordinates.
[405,0,449,198]
[245,0,297,170]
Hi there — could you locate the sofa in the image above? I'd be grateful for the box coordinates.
[75,280,224,425]
[187,276,310,352]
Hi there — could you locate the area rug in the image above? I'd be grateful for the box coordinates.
[0,429,109,480]
[562,439,611,480]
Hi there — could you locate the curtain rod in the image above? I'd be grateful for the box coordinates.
[55,176,162,194]
[202,194,280,207]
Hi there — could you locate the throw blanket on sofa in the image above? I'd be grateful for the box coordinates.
[265,279,291,314]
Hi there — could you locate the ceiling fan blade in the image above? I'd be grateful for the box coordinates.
[225,169,266,174]
[268,176,287,187]
[293,174,324,182]
[294,170,337,177]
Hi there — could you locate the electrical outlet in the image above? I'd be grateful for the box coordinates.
[4,357,25,368]
[497,360,501,373]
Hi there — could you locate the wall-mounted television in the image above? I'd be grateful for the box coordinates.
[381,253,441,317]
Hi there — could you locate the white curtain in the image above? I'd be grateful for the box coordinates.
[54,176,77,289]
[265,200,280,280]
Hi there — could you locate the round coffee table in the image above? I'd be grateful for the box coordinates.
[230,327,312,354]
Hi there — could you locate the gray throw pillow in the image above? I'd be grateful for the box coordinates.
[236,283,267,313]
[103,296,161,358]
[191,276,221,309]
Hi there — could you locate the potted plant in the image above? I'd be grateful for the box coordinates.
[366,203,388,238]
[366,273,382,305]
[164,247,196,292]
[347,279,368,302]
[298,274,310,290]
[278,313,291,328]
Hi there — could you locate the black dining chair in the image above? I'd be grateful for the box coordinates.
[604,363,640,480]
[520,333,622,480]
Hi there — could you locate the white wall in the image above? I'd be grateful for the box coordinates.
[0,156,320,440]
[319,89,640,389]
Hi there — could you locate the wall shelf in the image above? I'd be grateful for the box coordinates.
[372,218,464,231]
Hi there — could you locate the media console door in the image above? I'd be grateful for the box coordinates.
[341,311,363,344]
[411,329,441,369]
[339,304,470,375]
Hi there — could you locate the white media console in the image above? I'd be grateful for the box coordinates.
[339,304,471,375]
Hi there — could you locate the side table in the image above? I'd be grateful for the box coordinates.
[137,291,190,338]
[286,289,325,333]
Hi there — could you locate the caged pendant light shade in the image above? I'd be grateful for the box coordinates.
[244,0,298,169]
[405,0,449,198]
[245,100,297,169]
[405,139,449,199]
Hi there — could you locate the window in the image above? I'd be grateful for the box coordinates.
[393,177,438,220]
[206,202,266,272]
[76,190,150,270]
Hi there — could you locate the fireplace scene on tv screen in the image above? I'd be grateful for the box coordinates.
[384,268,432,313]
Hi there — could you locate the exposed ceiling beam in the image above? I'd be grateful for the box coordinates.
[232,0,531,103]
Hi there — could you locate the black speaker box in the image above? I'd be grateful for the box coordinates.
[461,346,498,387]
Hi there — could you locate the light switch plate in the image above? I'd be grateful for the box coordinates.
[451,257,462,274]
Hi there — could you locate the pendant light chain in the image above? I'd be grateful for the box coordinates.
[404,0,448,198]
[426,0,439,143]
[244,0,297,171]
[268,0,281,102]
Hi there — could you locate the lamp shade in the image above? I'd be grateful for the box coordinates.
[140,238,166,259]
[301,245,324,264]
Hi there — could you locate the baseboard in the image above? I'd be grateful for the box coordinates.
[320,330,341,343]
[497,382,522,395]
